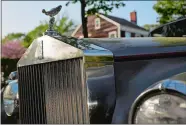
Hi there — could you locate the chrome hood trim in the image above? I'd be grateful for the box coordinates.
[51,35,114,62]
[83,42,114,77]
[84,49,113,63]
[147,72,186,95]
[18,35,83,67]
[159,79,186,95]
[158,72,186,95]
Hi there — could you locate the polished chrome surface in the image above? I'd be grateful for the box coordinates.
[112,57,186,123]
[8,71,18,80]
[134,94,186,124]
[128,72,186,124]
[18,57,89,124]
[3,80,18,116]
[51,35,115,65]
[17,35,83,67]
[42,5,62,36]
[83,41,115,123]
[84,49,113,63]
[145,72,186,95]
[17,33,115,123]
[158,73,186,95]
[83,42,114,79]
[42,5,62,17]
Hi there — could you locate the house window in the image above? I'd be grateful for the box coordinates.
[95,18,101,30]
[121,31,125,37]
[109,31,117,38]
[131,33,135,37]
[125,32,131,37]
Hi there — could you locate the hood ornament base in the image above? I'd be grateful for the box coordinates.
[42,5,62,37]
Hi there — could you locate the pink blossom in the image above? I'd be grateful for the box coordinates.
[2,41,26,59]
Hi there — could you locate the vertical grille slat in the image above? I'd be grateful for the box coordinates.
[30,65,36,123]
[25,66,31,123]
[44,62,50,123]
[18,57,89,124]
[73,59,80,123]
[65,61,70,123]
[75,60,82,123]
[67,60,73,123]
[36,64,42,123]
[63,61,70,123]
[34,65,40,123]
[40,64,47,123]
[54,63,59,123]
[56,63,61,123]
[59,62,65,123]
[70,60,77,124]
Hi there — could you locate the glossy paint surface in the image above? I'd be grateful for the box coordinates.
[16,35,186,124]
[83,44,116,124]
[128,72,186,124]
[83,37,186,58]
[54,36,186,123]
[112,57,186,123]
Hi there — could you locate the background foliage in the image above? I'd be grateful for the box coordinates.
[1,41,26,79]
[1,58,19,80]
[153,0,186,24]
[2,41,26,59]
[1,15,75,80]
[23,15,75,48]
[143,24,160,31]
[2,33,25,44]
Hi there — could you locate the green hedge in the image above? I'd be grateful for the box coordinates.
[1,58,19,80]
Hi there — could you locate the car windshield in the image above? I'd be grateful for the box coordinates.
[149,17,186,37]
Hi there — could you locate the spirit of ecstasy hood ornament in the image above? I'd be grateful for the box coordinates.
[42,5,62,36]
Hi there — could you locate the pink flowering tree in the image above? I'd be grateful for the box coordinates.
[1,41,26,79]
[2,40,26,59]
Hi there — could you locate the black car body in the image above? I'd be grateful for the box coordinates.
[1,18,186,124]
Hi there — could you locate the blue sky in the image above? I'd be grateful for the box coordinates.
[2,1,159,38]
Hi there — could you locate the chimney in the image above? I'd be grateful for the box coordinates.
[130,11,137,24]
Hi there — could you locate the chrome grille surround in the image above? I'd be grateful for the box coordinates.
[17,35,89,124]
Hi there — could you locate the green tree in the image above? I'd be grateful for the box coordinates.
[143,24,159,31]
[66,0,125,38]
[153,0,186,24]
[23,15,75,48]
[2,33,25,43]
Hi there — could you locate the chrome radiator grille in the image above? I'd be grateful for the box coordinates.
[18,58,89,124]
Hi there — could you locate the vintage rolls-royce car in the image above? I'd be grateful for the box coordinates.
[1,6,186,124]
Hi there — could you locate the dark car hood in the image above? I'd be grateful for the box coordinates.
[83,37,186,58]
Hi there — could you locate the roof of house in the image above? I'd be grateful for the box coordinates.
[100,13,148,32]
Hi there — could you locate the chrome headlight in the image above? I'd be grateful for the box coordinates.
[134,93,186,124]
[3,80,18,116]
[129,79,186,124]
